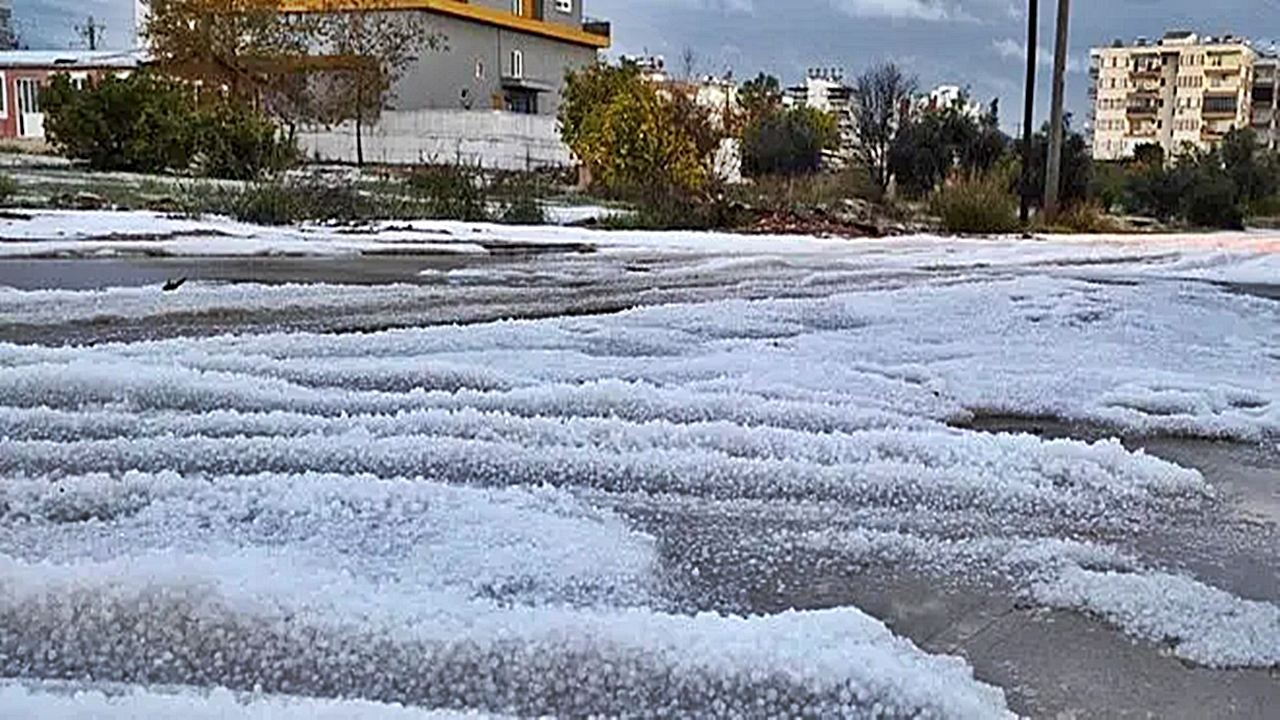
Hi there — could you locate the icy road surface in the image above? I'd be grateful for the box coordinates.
[2,220,1280,717]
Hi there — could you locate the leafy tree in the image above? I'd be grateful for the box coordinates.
[1220,127,1280,211]
[144,0,318,101]
[1132,142,1165,168]
[853,62,918,192]
[742,106,838,177]
[559,62,718,198]
[41,72,294,178]
[1123,143,1257,228]
[889,96,1006,199]
[42,72,199,173]
[739,72,782,124]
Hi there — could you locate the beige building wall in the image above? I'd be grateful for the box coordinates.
[1090,33,1256,161]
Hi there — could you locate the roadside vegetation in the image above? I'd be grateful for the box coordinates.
[18,8,1280,236]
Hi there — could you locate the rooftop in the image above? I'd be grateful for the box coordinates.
[1100,31,1253,51]
[0,49,147,69]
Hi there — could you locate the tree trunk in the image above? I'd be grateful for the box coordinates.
[356,110,364,166]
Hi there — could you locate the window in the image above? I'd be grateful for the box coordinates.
[512,0,523,15]
[0,72,7,118]
[16,78,39,114]
[475,59,485,80]
[555,0,572,11]
[511,49,524,79]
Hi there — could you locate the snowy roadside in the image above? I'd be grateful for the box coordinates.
[0,681,508,719]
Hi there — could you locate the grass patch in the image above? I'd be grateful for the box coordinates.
[0,174,16,205]
[930,173,1019,235]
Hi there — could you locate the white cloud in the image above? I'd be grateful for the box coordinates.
[829,0,957,22]
[992,37,1085,73]
[656,0,755,13]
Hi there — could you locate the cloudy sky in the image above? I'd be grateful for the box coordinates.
[14,0,1280,133]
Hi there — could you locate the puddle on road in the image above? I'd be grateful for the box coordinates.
[958,413,1280,606]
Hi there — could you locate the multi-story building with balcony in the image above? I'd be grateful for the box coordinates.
[279,0,611,117]
[1090,30,1256,161]
[1251,52,1280,149]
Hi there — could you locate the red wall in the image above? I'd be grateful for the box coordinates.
[0,68,52,140]
[0,68,122,140]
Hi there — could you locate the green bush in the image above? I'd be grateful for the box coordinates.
[601,187,744,231]
[742,106,838,177]
[193,103,298,181]
[41,71,295,180]
[185,179,409,226]
[930,172,1019,234]
[406,164,489,220]
[1184,171,1243,229]
[497,196,546,225]
[1089,161,1131,213]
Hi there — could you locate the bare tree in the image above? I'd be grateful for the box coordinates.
[853,62,918,192]
[316,0,445,165]
[679,46,700,81]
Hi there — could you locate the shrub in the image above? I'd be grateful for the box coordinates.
[1183,171,1243,229]
[497,196,546,225]
[41,71,295,180]
[930,172,1019,234]
[742,106,838,177]
[406,164,489,221]
[186,178,411,226]
[192,102,297,181]
[602,186,744,231]
[0,174,16,204]
[1045,202,1126,233]
[43,73,197,174]
[1089,161,1131,213]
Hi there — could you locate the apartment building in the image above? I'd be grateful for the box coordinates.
[1251,52,1280,149]
[1090,31,1256,160]
[783,68,857,161]
[280,0,611,117]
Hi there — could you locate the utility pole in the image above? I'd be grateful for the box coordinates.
[1043,0,1072,219]
[1018,0,1039,225]
[76,15,105,51]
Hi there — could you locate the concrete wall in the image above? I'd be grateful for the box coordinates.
[392,11,596,118]
[296,109,573,170]
[470,0,582,26]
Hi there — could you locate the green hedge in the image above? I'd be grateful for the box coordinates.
[41,72,296,180]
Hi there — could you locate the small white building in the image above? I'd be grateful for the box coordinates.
[923,85,983,119]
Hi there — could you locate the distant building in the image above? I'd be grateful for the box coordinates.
[0,50,145,141]
[621,54,668,83]
[1090,30,1259,160]
[0,0,13,52]
[783,68,856,163]
[923,85,982,119]
[1251,51,1280,149]
[280,0,611,118]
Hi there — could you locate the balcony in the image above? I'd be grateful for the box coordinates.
[1126,97,1159,115]
[582,19,610,38]
[1202,105,1239,119]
